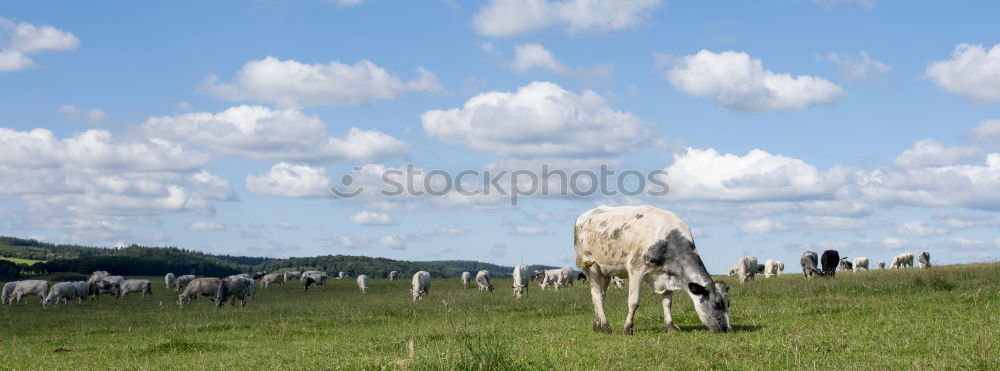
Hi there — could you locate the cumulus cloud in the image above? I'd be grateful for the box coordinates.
[970,120,1000,148]
[277,221,299,230]
[924,43,1000,103]
[377,235,407,249]
[245,162,331,197]
[739,218,788,234]
[851,154,1000,211]
[509,225,552,235]
[58,105,109,124]
[510,43,566,72]
[825,51,891,80]
[140,105,408,163]
[0,17,79,72]
[796,216,889,231]
[896,220,948,237]
[665,147,847,202]
[473,0,663,37]
[0,128,208,172]
[893,139,981,168]
[348,211,397,226]
[187,221,226,231]
[200,56,442,107]
[332,235,372,249]
[422,81,647,160]
[662,50,844,112]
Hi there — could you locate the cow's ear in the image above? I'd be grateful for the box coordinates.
[688,282,708,296]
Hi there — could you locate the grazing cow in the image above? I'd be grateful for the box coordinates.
[559,267,576,288]
[576,272,588,282]
[734,256,758,283]
[43,282,78,308]
[539,269,563,290]
[357,275,369,295]
[918,251,931,268]
[175,275,196,291]
[512,265,528,299]
[776,261,785,276]
[801,251,821,279]
[260,273,284,288]
[338,272,346,279]
[88,279,120,300]
[2,281,17,305]
[71,281,88,303]
[87,271,110,284]
[11,280,49,305]
[574,205,732,334]
[284,271,302,281]
[301,270,321,280]
[165,273,176,289]
[389,271,399,281]
[763,260,779,278]
[839,259,853,272]
[890,253,914,269]
[215,276,254,308]
[476,270,494,292]
[611,276,625,289]
[251,272,267,280]
[119,279,152,298]
[411,271,430,301]
[853,257,870,272]
[755,264,766,274]
[821,250,840,276]
[178,278,222,306]
[878,261,886,269]
[460,271,471,289]
[303,272,327,291]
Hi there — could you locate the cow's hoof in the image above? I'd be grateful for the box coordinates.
[593,323,612,333]
[623,325,634,335]
[664,323,680,332]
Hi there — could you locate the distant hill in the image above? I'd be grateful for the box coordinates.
[0,236,558,280]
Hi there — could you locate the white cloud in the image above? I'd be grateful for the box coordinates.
[970,120,1000,148]
[924,43,1000,103]
[662,50,844,112]
[348,211,397,226]
[333,235,372,249]
[893,139,981,168]
[0,17,79,72]
[245,162,331,197]
[932,210,994,230]
[422,81,647,160]
[896,220,948,237]
[510,44,566,72]
[0,128,209,172]
[739,218,788,234]
[200,56,442,107]
[812,0,875,9]
[58,105,109,124]
[187,221,227,231]
[277,221,299,230]
[797,216,889,231]
[510,225,552,235]
[141,105,408,163]
[437,227,466,236]
[665,147,847,202]
[378,235,407,249]
[473,0,663,37]
[825,51,891,80]
[851,154,1000,211]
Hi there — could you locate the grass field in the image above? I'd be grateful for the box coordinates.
[0,256,43,265]
[1,263,998,369]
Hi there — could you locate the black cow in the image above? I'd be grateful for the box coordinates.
[821,250,840,276]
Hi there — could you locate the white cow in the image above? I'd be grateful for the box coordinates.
[2,281,17,305]
[775,261,785,276]
[575,205,731,334]
[890,253,914,269]
[918,251,931,268]
[853,257,870,272]
[175,275,196,291]
[302,271,327,291]
[11,280,49,305]
[460,271,471,289]
[71,281,89,303]
[178,277,222,306]
[411,271,430,301]
[87,271,110,284]
[734,256,758,284]
[284,271,302,281]
[357,275,369,295]
[878,261,886,269]
[214,275,255,308]
[763,260,779,278]
[43,282,78,308]
[539,269,563,290]
[611,276,624,289]
[259,273,284,288]
[338,272,346,279]
[476,270,493,292]
[512,265,528,299]
[164,273,176,289]
[120,279,152,298]
[389,271,399,281]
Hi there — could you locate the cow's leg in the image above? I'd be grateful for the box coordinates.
[661,291,680,332]
[588,273,611,333]
[623,272,644,335]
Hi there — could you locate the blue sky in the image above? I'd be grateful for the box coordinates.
[1,0,999,273]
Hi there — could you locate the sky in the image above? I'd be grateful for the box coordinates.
[1,0,999,273]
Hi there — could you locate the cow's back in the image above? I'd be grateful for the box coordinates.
[574,205,691,268]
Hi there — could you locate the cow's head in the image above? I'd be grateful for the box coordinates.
[688,281,732,333]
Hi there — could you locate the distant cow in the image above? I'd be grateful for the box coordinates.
[389,271,399,281]
[284,271,302,281]
[839,259,853,272]
[251,272,267,280]
[11,280,49,305]
[175,275,196,291]
[165,273,176,289]
[575,205,731,333]
[539,269,563,290]
[71,281,88,303]
[512,265,528,299]
[43,282,78,308]
[611,276,625,289]
[918,251,931,268]
[476,270,494,292]
[763,260,779,278]
[821,250,840,276]
[576,272,588,282]
[853,257,870,272]
[357,275,369,295]
[2,281,17,305]
[775,261,785,276]
[215,275,254,308]
[260,273,284,288]
[87,271,110,284]
[801,251,820,279]
[890,253,914,269]
[558,267,575,288]
[338,272,346,279]
[734,256,758,283]
[411,271,430,301]
[460,271,471,289]
[303,272,327,291]
[88,279,120,300]
[878,261,886,269]
[120,279,152,298]
[179,277,222,306]
[755,264,766,274]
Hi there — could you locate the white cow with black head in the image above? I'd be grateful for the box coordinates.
[512,265,528,299]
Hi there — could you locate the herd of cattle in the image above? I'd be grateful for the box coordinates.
[726,250,932,283]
